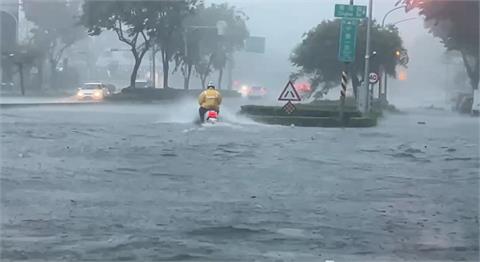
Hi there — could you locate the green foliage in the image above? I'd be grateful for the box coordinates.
[290,19,404,93]
[400,0,479,90]
[23,0,85,88]
[81,1,159,51]
[153,1,197,89]
[175,3,249,89]
[81,0,197,88]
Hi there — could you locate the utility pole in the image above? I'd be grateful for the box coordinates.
[227,53,233,90]
[151,44,156,88]
[362,0,373,113]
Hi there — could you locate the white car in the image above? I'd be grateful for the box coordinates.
[238,85,267,98]
[134,80,153,88]
[76,82,111,100]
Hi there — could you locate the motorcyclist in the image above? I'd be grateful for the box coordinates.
[198,81,222,123]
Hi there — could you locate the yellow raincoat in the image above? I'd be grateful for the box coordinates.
[198,88,222,111]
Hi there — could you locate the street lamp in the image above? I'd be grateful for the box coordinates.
[381,5,407,27]
[183,20,227,89]
[361,0,373,113]
[380,5,408,105]
[368,50,377,110]
[184,20,227,58]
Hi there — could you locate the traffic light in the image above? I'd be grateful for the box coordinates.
[398,70,407,81]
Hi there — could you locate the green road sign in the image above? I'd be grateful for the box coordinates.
[338,19,358,62]
[245,36,266,53]
[334,4,367,19]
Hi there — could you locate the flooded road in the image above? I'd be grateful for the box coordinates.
[1,101,479,261]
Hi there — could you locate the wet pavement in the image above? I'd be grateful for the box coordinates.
[1,101,479,261]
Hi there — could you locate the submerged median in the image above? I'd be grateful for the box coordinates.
[106,88,241,102]
[240,99,378,128]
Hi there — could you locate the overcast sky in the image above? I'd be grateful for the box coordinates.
[206,0,464,107]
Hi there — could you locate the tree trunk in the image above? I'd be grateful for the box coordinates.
[460,50,479,90]
[200,74,207,89]
[472,57,479,90]
[227,59,233,90]
[183,76,189,90]
[163,61,169,89]
[217,68,224,90]
[38,61,44,91]
[184,64,192,90]
[50,60,57,89]
[161,49,169,89]
[130,57,141,88]
[18,63,25,96]
[351,73,360,98]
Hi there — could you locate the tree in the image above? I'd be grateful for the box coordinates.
[81,0,197,88]
[23,0,85,89]
[153,1,197,89]
[3,44,40,95]
[175,3,248,89]
[290,20,405,97]
[81,1,159,88]
[399,0,479,91]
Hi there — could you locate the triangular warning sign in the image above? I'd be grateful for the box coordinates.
[278,81,301,101]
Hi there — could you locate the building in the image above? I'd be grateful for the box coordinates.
[1,0,19,85]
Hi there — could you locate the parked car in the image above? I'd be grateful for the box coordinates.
[237,84,267,99]
[246,86,267,99]
[1,81,15,92]
[105,84,116,94]
[294,82,312,98]
[134,80,153,88]
[121,80,155,93]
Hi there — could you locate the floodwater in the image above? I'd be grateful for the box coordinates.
[1,101,479,261]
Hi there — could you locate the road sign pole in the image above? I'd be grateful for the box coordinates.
[378,68,382,99]
[151,44,156,88]
[361,0,373,113]
[384,72,388,103]
[339,0,354,123]
[370,83,374,110]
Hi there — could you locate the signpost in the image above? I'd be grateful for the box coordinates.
[245,36,266,54]
[368,72,379,111]
[278,81,301,114]
[338,19,358,63]
[335,1,366,121]
[368,72,379,84]
[335,4,367,19]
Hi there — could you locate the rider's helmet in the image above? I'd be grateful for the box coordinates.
[207,81,215,89]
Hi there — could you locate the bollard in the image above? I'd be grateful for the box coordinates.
[339,70,348,121]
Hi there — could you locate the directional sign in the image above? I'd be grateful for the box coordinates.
[369,72,379,84]
[282,101,296,114]
[245,36,266,53]
[338,19,358,62]
[278,81,302,101]
[334,4,367,19]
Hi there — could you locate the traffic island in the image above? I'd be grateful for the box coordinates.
[239,102,378,127]
[106,88,240,102]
